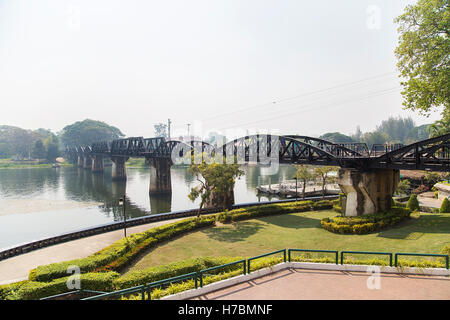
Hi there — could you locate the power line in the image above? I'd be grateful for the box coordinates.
[213,86,401,131]
[200,71,397,122]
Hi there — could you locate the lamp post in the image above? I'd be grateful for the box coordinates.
[119,196,127,238]
[293,177,298,201]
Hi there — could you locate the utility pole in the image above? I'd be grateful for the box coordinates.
[167,118,171,141]
[187,123,191,140]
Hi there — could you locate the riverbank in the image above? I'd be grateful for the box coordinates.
[0,159,72,169]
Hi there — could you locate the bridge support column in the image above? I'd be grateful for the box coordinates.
[111,157,128,181]
[91,155,104,173]
[337,168,400,216]
[147,158,172,194]
[77,156,83,167]
[82,156,92,170]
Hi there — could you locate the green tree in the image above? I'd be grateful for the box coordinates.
[154,123,168,138]
[31,139,46,159]
[362,131,389,148]
[440,197,450,213]
[427,108,450,137]
[319,132,354,143]
[44,136,60,162]
[294,165,314,199]
[188,156,244,215]
[313,166,338,199]
[394,0,449,118]
[60,119,124,147]
[395,179,411,195]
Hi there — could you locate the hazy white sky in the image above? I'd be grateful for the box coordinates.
[0,0,443,139]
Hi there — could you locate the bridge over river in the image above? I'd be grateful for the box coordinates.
[66,133,450,216]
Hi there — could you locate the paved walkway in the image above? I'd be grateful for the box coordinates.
[418,192,443,209]
[0,217,187,285]
[194,269,450,300]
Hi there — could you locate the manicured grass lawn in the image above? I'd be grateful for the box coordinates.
[125,210,450,274]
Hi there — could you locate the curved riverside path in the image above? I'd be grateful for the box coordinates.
[0,217,188,285]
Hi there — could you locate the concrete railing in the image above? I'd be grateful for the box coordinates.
[0,195,338,261]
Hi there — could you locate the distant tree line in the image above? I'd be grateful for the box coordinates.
[0,119,125,162]
[319,116,434,148]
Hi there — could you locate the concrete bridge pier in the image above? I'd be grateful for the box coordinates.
[147,158,172,194]
[111,157,128,181]
[337,168,400,216]
[91,155,104,173]
[77,155,84,167]
[82,156,92,170]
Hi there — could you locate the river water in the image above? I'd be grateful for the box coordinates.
[0,164,297,250]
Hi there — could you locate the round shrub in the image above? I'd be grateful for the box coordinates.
[439,197,450,213]
[321,207,411,235]
[407,194,420,211]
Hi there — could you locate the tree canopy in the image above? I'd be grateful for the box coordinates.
[319,132,354,143]
[188,155,244,213]
[60,119,124,147]
[395,0,449,118]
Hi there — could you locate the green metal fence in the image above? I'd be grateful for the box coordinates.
[146,272,199,300]
[340,251,393,266]
[199,259,246,288]
[43,248,448,301]
[288,249,339,264]
[247,249,286,274]
[394,253,449,269]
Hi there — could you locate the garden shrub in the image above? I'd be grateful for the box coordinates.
[0,280,28,300]
[114,256,243,289]
[25,199,334,286]
[15,272,120,300]
[406,194,420,211]
[321,207,411,234]
[29,216,216,282]
[439,198,450,213]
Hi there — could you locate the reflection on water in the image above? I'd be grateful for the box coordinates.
[0,164,296,249]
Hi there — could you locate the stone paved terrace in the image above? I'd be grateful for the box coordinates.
[192,268,450,300]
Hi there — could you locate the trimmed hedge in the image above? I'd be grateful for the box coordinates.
[114,256,243,289]
[440,198,450,213]
[407,194,420,211]
[321,207,412,234]
[29,200,334,283]
[29,216,216,282]
[14,272,120,300]
[217,200,334,223]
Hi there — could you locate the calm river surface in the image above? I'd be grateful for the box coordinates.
[0,164,296,250]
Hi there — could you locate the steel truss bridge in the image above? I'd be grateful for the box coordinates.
[65,133,450,172]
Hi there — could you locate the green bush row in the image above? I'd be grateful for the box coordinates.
[217,200,334,223]
[114,256,244,289]
[321,207,412,234]
[12,272,120,300]
[29,200,334,283]
[29,216,216,282]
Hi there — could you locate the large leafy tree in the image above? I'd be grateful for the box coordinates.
[188,156,244,214]
[294,165,315,199]
[313,166,338,200]
[154,123,168,138]
[394,0,449,120]
[319,132,354,143]
[60,119,124,147]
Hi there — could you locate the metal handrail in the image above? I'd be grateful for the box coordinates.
[288,249,339,264]
[199,259,246,287]
[247,249,286,274]
[341,251,393,266]
[395,253,449,269]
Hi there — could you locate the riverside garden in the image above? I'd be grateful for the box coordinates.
[1,196,449,300]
